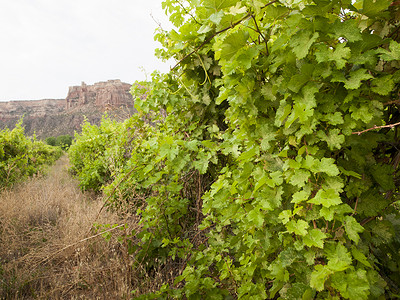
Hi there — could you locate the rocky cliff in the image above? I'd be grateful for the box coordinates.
[0,99,65,120]
[66,80,134,110]
[0,80,137,139]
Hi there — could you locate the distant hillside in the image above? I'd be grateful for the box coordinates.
[0,80,137,139]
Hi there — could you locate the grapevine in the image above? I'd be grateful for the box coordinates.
[69,0,400,298]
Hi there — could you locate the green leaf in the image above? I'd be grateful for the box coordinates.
[349,104,374,123]
[216,30,249,61]
[228,3,247,15]
[338,167,362,179]
[253,173,267,193]
[317,129,345,150]
[320,203,354,221]
[194,151,210,174]
[275,102,292,127]
[380,40,400,61]
[279,210,292,225]
[326,243,352,272]
[308,188,342,208]
[331,269,370,299]
[332,19,362,42]
[198,24,213,34]
[343,216,364,244]
[303,229,327,248]
[208,11,224,24]
[289,169,311,188]
[288,74,309,93]
[315,43,351,69]
[204,0,237,11]
[263,4,289,19]
[248,208,264,227]
[310,264,332,291]
[362,0,392,17]
[291,189,311,204]
[351,247,372,268]
[236,47,260,70]
[286,219,309,236]
[370,221,393,245]
[371,75,395,95]
[238,145,258,162]
[344,69,374,90]
[370,163,395,191]
[316,158,340,177]
[291,31,319,59]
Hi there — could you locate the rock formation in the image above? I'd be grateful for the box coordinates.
[66,80,134,110]
[0,99,65,120]
[0,80,137,139]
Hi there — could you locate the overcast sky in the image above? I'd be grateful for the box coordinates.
[0,0,173,101]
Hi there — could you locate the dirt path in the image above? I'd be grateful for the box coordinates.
[0,155,132,299]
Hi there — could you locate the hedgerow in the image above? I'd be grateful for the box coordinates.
[0,120,62,188]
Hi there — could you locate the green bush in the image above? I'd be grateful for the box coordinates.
[55,135,73,150]
[45,135,73,150]
[45,136,56,146]
[68,117,128,192]
[0,121,63,188]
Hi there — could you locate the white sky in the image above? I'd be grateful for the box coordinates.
[0,0,173,101]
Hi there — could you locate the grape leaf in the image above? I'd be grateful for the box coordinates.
[289,169,311,187]
[215,30,249,61]
[351,247,372,268]
[317,129,345,150]
[279,210,292,225]
[303,229,327,248]
[332,19,362,42]
[236,47,260,70]
[316,43,351,69]
[316,158,340,177]
[291,189,311,204]
[291,31,319,59]
[204,0,237,11]
[288,75,309,93]
[362,0,392,17]
[248,208,264,227]
[379,40,400,61]
[308,188,342,208]
[371,75,394,95]
[331,269,370,299]
[344,216,364,244]
[344,69,374,90]
[310,264,332,291]
[286,219,309,236]
[370,164,395,191]
[326,243,352,272]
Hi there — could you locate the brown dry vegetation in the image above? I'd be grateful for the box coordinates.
[0,156,159,299]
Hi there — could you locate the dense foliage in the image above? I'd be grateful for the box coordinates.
[0,121,63,188]
[68,117,128,192]
[69,0,400,298]
[45,134,73,150]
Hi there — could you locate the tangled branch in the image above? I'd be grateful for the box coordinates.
[352,121,400,135]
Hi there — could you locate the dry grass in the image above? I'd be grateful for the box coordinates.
[0,155,150,299]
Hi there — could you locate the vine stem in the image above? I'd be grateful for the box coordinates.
[223,255,238,296]
[175,0,200,25]
[352,121,400,135]
[352,197,359,216]
[251,14,269,55]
